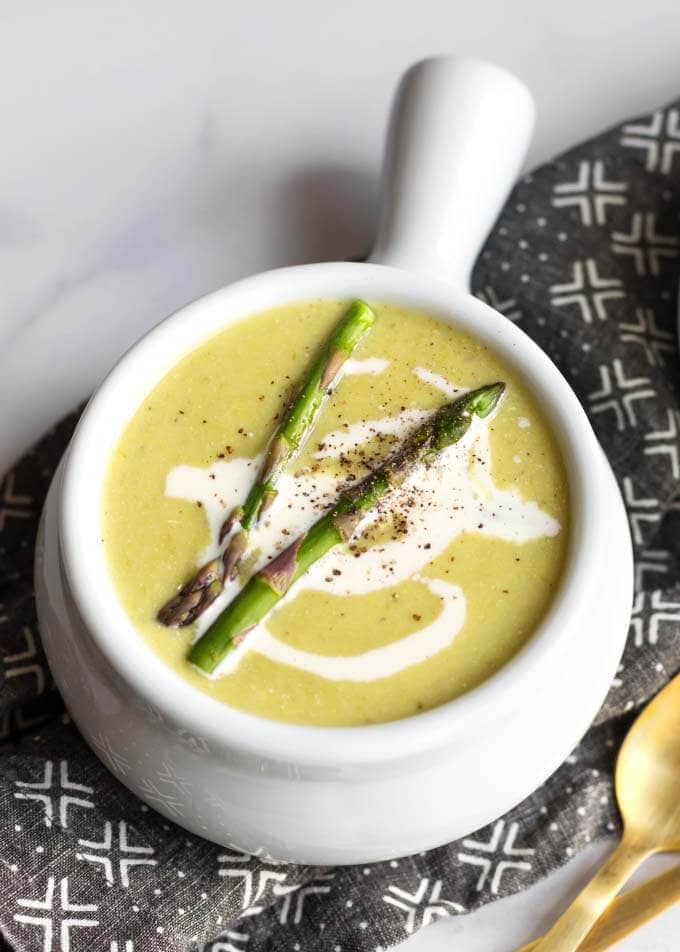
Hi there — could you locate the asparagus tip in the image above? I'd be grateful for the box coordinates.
[347,298,375,322]
[469,382,505,418]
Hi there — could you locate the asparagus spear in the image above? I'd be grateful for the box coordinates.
[188,382,505,674]
[158,299,376,627]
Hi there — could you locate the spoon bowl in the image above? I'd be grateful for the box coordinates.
[616,673,680,849]
[531,673,680,951]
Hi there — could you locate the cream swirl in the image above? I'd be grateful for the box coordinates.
[165,365,558,681]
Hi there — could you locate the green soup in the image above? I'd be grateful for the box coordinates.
[102,299,569,726]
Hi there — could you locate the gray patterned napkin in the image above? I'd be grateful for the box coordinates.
[1,99,680,952]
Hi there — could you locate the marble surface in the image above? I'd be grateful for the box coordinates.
[1,2,679,948]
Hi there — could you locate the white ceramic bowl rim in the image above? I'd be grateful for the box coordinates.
[59,260,603,767]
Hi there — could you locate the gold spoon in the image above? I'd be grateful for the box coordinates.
[530,672,680,952]
[519,864,680,951]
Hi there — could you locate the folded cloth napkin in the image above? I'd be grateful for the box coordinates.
[1,98,680,952]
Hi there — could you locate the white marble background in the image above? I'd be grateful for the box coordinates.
[1,2,679,948]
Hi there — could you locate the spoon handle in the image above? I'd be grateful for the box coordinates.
[517,863,680,952]
[528,834,651,952]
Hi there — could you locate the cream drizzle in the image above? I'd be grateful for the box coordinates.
[165,366,561,682]
[413,366,460,397]
[343,356,390,376]
[220,577,465,681]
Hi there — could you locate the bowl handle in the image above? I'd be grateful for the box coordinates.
[369,56,535,290]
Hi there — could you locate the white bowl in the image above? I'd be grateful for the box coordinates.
[35,57,633,864]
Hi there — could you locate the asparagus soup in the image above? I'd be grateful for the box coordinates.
[102,299,569,726]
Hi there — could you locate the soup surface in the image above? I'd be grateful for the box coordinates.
[102,299,569,726]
